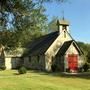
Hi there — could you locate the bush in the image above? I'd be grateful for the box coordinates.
[18,66,27,74]
[0,65,6,70]
[78,67,83,72]
[66,68,70,72]
[83,63,89,72]
[51,64,57,72]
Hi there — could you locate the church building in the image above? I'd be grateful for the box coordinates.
[23,19,84,73]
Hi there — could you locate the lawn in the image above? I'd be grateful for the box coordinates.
[0,70,90,90]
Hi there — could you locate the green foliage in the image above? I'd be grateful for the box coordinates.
[82,63,89,72]
[0,65,6,70]
[0,0,68,48]
[86,50,90,63]
[0,0,48,48]
[48,17,58,32]
[77,42,90,63]
[0,30,19,48]
[18,66,27,74]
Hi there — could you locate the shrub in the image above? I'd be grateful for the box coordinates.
[0,65,6,70]
[66,68,70,72]
[51,64,57,72]
[18,66,27,74]
[83,63,89,72]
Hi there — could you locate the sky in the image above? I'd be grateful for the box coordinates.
[44,0,90,43]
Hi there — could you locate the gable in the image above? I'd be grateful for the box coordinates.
[66,43,79,55]
[56,40,83,56]
[23,28,83,57]
[45,30,72,56]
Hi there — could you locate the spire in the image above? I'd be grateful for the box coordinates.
[62,10,65,20]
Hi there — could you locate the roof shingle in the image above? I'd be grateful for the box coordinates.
[23,31,59,56]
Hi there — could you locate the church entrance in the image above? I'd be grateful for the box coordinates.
[68,54,78,72]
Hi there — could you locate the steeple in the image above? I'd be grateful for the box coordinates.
[57,19,70,34]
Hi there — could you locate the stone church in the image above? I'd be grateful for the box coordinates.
[23,19,84,73]
[0,19,84,73]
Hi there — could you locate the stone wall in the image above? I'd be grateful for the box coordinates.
[24,55,45,70]
[45,31,72,71]
[54,55,64,72]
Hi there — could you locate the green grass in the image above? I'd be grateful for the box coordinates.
[0,70,90,90]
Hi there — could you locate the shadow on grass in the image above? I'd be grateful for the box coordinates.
[28,70,90,80]
[13,73,20,75]
[51,72,90,80]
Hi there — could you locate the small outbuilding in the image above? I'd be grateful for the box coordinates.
[0,46,23,70]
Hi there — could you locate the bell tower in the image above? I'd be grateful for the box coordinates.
[57,18,70,34]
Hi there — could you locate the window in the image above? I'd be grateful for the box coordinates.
[37,56,40,63]
[29,56,31,62]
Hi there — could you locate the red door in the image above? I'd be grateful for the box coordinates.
[68,54,78,72]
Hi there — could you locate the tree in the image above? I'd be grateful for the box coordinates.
[0,0,67,29]
[78,42,90,63]
[0,0,67,48]
[0,30,19,48]
[48,17,58,32]
[87,50,90,63]
[0,0,48,48]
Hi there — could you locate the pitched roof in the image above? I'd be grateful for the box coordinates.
[23,31,83,56]
[23,31,59,56]
[57,19,69,26]
[56,40,83,56]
